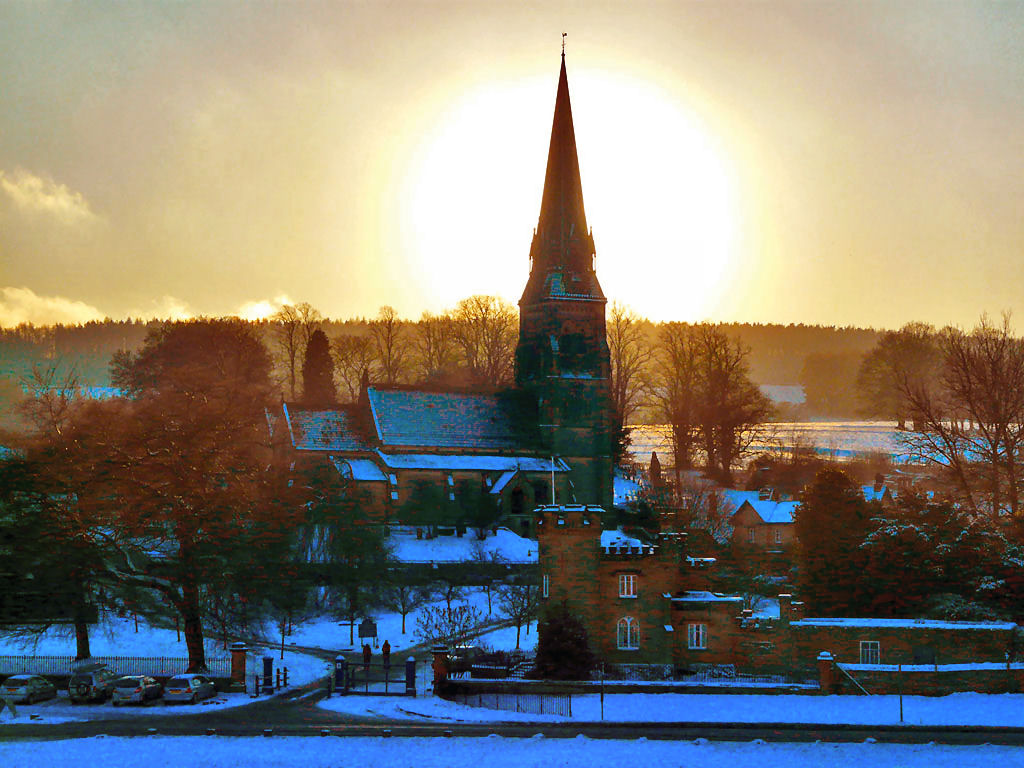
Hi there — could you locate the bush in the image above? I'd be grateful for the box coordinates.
[532,601,597,680]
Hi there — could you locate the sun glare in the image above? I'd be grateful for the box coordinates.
[398,68,738,321]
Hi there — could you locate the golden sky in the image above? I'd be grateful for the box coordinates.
[1,2,1022,329]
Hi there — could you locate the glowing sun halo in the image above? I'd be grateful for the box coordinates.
[399,69,738,322]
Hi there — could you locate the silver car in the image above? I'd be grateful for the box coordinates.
[111,675,162,706]
[162,673,217,704]
[2,674,58,704]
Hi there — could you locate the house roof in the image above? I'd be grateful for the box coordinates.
[734,498,799,525]
[330,457,387,482]
[284,404,372,452]
[793,618,1016,631]
[861,485,891,502]
[366,387,534,450]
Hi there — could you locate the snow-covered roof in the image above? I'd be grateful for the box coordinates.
[672,591,743,604]
[721,489,759,510]
[600,529,643,549]
[367,387,535,450]
[793,618,1016,631]
[285,404,372,452]
[614,472,642,505]
[490,470,518,495]
[330,457,387,482]
[375,451,569,473]
[734,498,799,524]
[861,485,891,502]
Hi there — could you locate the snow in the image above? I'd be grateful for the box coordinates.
[0,735,1013,768]
[375,450,569,473]
[613,472,641,505]
[600,529,642,549]
[387,527,537,563]
[320,689,1024,728]
[792,618,1017,631]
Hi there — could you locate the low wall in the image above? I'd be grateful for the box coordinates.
[835,662,1024,696]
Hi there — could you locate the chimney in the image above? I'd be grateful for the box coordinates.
[874,473,884,493]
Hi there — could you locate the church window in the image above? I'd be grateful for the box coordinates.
[448,492,455,502]
[617,617,639,650]
[542,574,550,598]
[390,490,399,501]
[388,474,398,485]
[447,474,454,486]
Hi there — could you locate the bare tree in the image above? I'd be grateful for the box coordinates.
[333,333,377,403]
[19,361,81,439]
[899,314,1024,519]
[649,322,701,486]
[412,311,458,384]
[451,295,518,389]
[414,603,482,648]
[496,582,539,649]
[856,322,939,429]
[607,303,653,462]
[272,303,323,399]
[384,582,431,635]
[369,306,410,386]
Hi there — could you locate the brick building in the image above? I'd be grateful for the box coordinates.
[538,504,1020,689]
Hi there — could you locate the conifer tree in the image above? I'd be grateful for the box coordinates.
[533,601,597,680]
[301,329,337,405]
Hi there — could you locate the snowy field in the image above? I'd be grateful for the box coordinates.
[387,526,537,563]
[0,735,1015,768]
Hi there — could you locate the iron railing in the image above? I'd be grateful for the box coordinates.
[453,690,571,717]
[0,655,231,678]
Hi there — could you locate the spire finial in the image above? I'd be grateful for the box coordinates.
[562,32,566,58]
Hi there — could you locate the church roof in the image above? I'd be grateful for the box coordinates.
[284,403,373,452]
[366,387,536,450]
[521,53,605,306]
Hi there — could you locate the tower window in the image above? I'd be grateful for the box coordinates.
[618,574,637,598]
[617,617,639,650]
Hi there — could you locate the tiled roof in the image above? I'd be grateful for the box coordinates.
[376,451,568,473]
[285,404,372,452]
[367,388,534,450]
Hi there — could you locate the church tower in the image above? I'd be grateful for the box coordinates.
[515,52,613,511]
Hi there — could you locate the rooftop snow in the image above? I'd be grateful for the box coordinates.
[285,404,372,452]
[375,451,568,473]
[793,618,1016,631]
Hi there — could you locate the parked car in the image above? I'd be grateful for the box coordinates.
[162,673,217,704]
[111,675,163,706]
[68,663,118,704]
[1,674,58,704]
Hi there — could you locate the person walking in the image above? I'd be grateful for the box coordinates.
[382,639,391,668]
[362,643,372,668]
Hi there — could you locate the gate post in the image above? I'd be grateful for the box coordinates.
[334,655,348,696]
[405,656,416,696]
[262,656,273,695]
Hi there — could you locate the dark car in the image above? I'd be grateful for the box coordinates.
[162,673,217,704]
[68,664,118,704]
[111,675,163,706]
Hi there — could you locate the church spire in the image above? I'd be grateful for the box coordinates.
[520,51,603,305]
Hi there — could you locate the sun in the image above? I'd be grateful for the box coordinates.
[396,66,739,322]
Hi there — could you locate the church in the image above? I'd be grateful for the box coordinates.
[273,53,613,534]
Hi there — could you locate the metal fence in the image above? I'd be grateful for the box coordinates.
[453,690,572,717]
[0,655,231,678]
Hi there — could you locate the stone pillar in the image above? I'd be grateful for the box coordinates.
[262,656,273,695]
[817,651,836,694]
[229,642,248,693]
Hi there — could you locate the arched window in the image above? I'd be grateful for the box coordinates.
[617,617,639,650]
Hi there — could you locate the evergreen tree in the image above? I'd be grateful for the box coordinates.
[301,329,337,405]
[794,468,878,616]
[533,601,597,680]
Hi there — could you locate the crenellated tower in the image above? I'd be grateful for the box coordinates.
[515,52,613,511]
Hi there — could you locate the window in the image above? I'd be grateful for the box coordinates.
[388,474,398,485]
[390,490,399,501]
[447,474,454,486]
[617,617,639,650]
[747,529,755,544]
[860,640,880,665]
[687,623,707,650]
[773,529,782,544]
[618,574,637,598]
[542,574,550,598]
[448,492,455,502]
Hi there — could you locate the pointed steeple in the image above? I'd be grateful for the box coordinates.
[536,53,589,250]
[520,53,604,305]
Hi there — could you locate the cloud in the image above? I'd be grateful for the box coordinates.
[0,169,98,225]
[0,286,105,327]
[236,294,294,321]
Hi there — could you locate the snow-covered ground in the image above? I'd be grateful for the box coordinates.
[388,526,537,563]
[321,690,1024,728]
[0,735,1013,768]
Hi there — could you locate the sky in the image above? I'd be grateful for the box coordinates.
[1,1,1022,330]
